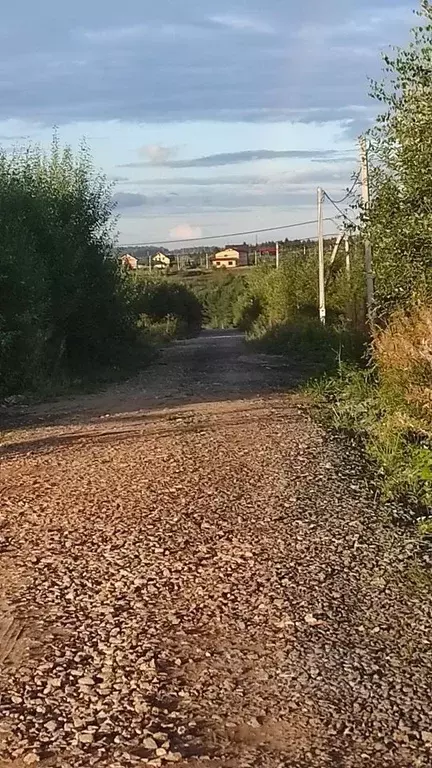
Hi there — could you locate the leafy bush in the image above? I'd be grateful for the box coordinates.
[134,280,203,336]
[0,137,194,398]
[366,0,432,316]
[242,250,365,331]
[192,272,249,329]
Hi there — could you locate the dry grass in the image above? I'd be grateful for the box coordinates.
[373,305,432,429]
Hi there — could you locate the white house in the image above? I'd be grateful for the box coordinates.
[153,252,171,269]
[211,248,242,269]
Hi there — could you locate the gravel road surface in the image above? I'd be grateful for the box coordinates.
[1,331,431,768]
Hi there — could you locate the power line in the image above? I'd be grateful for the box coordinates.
[119,217,335,248]
[323,192,358,227]
[326,172,361,205]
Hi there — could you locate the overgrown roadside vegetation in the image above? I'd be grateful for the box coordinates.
[134,278,203,343]
[308,1,432,520]
[309,307,432,516]
[247,2,432,521]
[0,138,203,400]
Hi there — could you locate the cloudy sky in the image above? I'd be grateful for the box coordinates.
[0,0,415,246]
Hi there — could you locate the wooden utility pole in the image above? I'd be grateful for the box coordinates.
[345,235,351,282]
[254,236,258,267]
[317,187,326,324]
[205,252,209,270]
[275,241,280,270]
[360,136,374,320]
[148,252,152,272]
[329,232,344,268]
[345,235,353,324]
[325,231,343,288]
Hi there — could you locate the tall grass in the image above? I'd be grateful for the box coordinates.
[308,307,432,513]
[248,319,367,376]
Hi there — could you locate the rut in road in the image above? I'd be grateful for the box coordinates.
[1,332,431,768]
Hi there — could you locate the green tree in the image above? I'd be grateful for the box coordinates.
[0,136,140,394]
[368,0,432,315]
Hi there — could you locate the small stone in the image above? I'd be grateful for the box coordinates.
[23,754,40,765]
[165,753,182,763]
[275,618,295,629]
[45,720,57,732]
[305,613,321,626]
[78,732,94,744]
[153,732,168,743]
[78,676,94,686]
[156,748,167,757]
[421,731,432,745]
[142,737,158,750]
[11,695,23,704]
[98,721,114,733]
[248,717,261,728]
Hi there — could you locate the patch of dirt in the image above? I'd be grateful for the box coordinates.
[229,718,313,749]
[0,608,26,665]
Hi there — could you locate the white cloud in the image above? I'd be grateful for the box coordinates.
[80,21,211,46]
[210,14,275,34]
[81,25,149,44]
[139,144,177,164]
[170,223,202,240]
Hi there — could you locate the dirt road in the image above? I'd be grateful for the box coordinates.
[1,332,431,768]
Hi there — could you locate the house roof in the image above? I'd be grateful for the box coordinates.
[225,244,249,253]
[213,248,240,259]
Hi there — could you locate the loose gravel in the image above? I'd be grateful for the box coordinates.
[1,331,431,768]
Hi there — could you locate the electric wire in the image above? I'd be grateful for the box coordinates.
[325,172,361,205]
[119,217,336,248]
[323,192,358,227]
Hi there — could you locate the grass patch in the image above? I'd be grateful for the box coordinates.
[405,562,432,593]
[248,319,367,377]
[307,363,432,518]
[304,308,432,523]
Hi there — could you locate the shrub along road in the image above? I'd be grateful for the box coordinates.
[0,331,431,768]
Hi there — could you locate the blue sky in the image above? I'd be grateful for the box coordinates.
[0,0,415,246]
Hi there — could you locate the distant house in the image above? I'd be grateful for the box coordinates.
[153,252,172,269]
[259,245,277,257]
[211,248,247,269]
[120,253,138,270]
